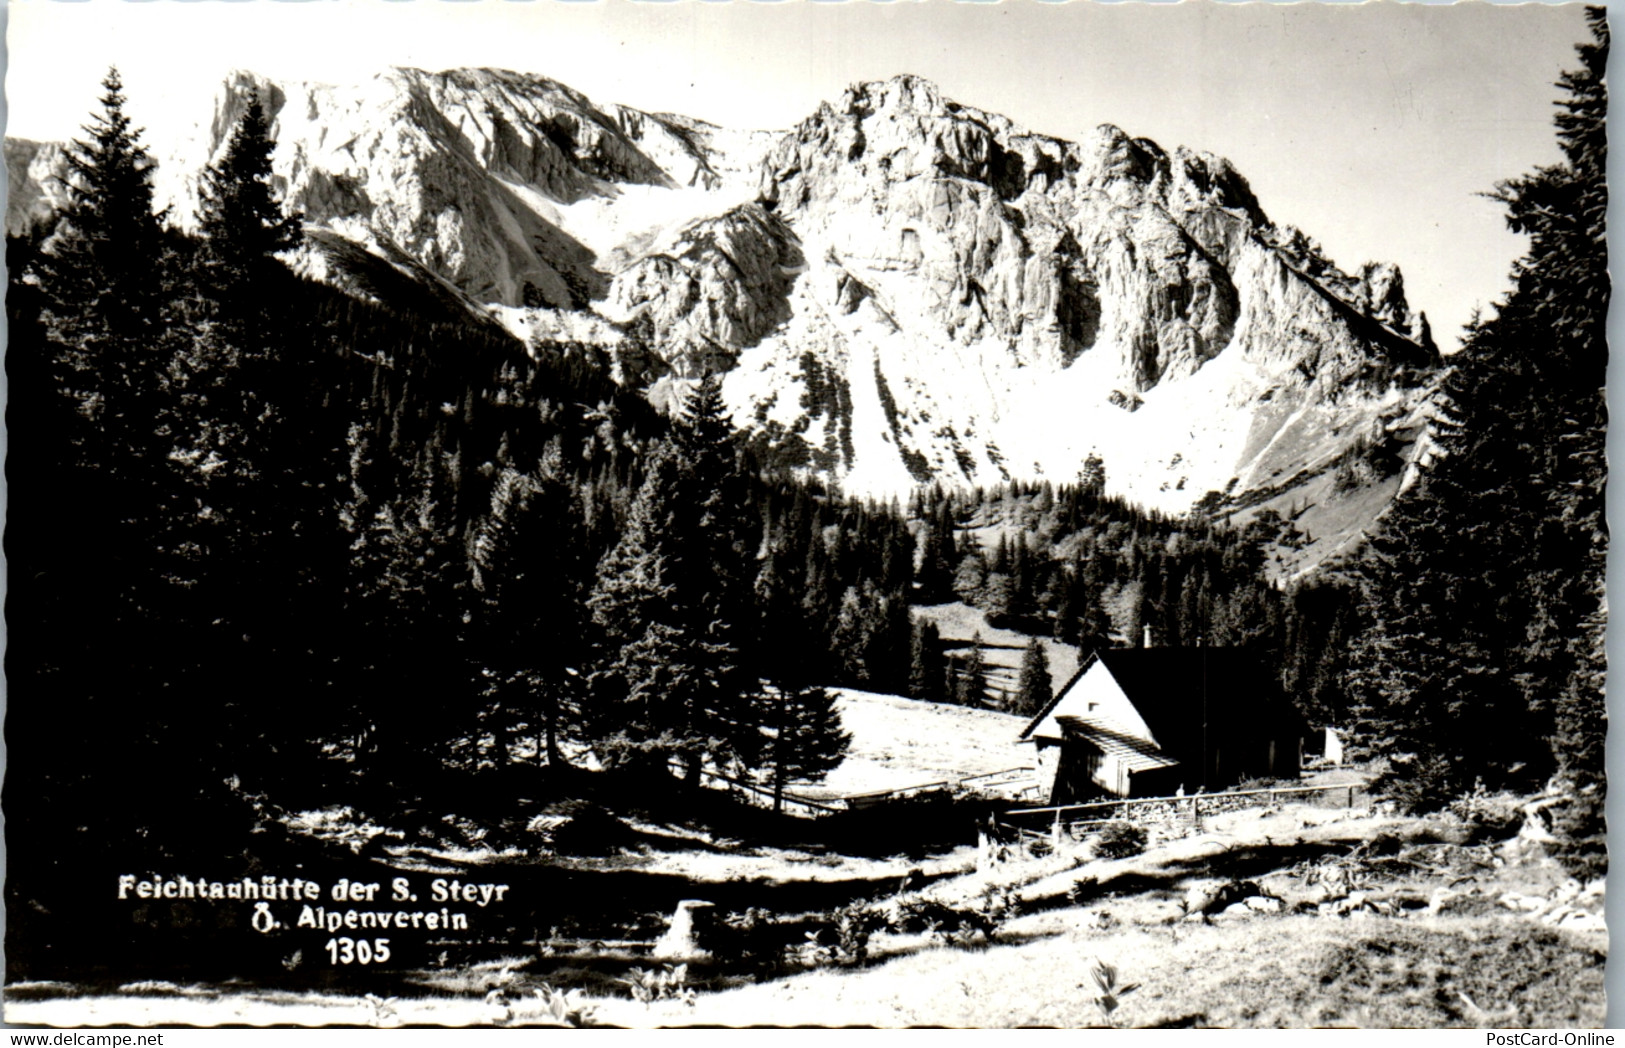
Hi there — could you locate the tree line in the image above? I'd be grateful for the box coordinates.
[901,480,1356,725]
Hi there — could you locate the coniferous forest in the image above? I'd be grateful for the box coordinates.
[2,12,1608,983]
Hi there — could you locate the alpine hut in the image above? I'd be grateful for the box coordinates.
[1017,648,1308,805]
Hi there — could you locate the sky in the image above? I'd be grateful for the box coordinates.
[1,0,1598,351]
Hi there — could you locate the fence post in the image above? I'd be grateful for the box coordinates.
[1051,810,1063,852]
[1347,784,1355,809]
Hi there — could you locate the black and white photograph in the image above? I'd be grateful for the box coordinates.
[1,0,1610,1028]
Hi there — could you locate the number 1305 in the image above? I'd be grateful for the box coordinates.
[325,937,391,965]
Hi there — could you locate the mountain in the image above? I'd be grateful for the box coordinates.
[729,77,1438,522]
[6,68,1439,532]
[6,138,72,235]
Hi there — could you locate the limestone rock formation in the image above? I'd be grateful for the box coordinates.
[7,68,1440,526]
[5,138,71,235]
[725,76,1437,511]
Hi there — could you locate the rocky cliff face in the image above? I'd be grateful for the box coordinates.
[718,76,1438,510]
[7,69,1439,517]
[6,138,72,235]
[151,67,764,312]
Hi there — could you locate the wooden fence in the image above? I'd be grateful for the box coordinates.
[687,763,1040,816]
[676,764,845,818]
[1001,781,1365,837]
[714,773,845,817]
[840,765,1038,809]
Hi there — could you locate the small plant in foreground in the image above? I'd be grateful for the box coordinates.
[622,963,695,1008]
[1087,958,1139,1027]
[801,905,886,967]
[531,983,598,1027]
[704,906,782,969]
[363,993,399,1028]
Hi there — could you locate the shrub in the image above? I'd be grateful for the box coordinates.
[713,888,1024,977]
[797,904,886,968]
[700,907,786,970]
[1447,784,1523,838]
[1093,821,1147,859]
[1373,752,1461,814]
[1550,787,1607,882]
[959,885,1021,944]
[532,800,631,856]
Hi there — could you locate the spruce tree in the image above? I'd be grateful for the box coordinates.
[672,374,767,773]
[760,683,851,813]
[908,620,948,702]
[173,94,311,701]
[5,68,280,883]
[470,450,588,769]
[585,376,764,783]
[1016,636,1052,716]
[342,450,470,778]
[915,502,959,602]
[756,536,816,683]
[197,95,302,293]
[23,65,176,681]
[33,67,172,465]
[957,633,989,707]
[39,68,167,340]
[831,585,871,684]
[586,441,691,773]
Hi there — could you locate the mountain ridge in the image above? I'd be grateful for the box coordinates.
[6,66,1439,524]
